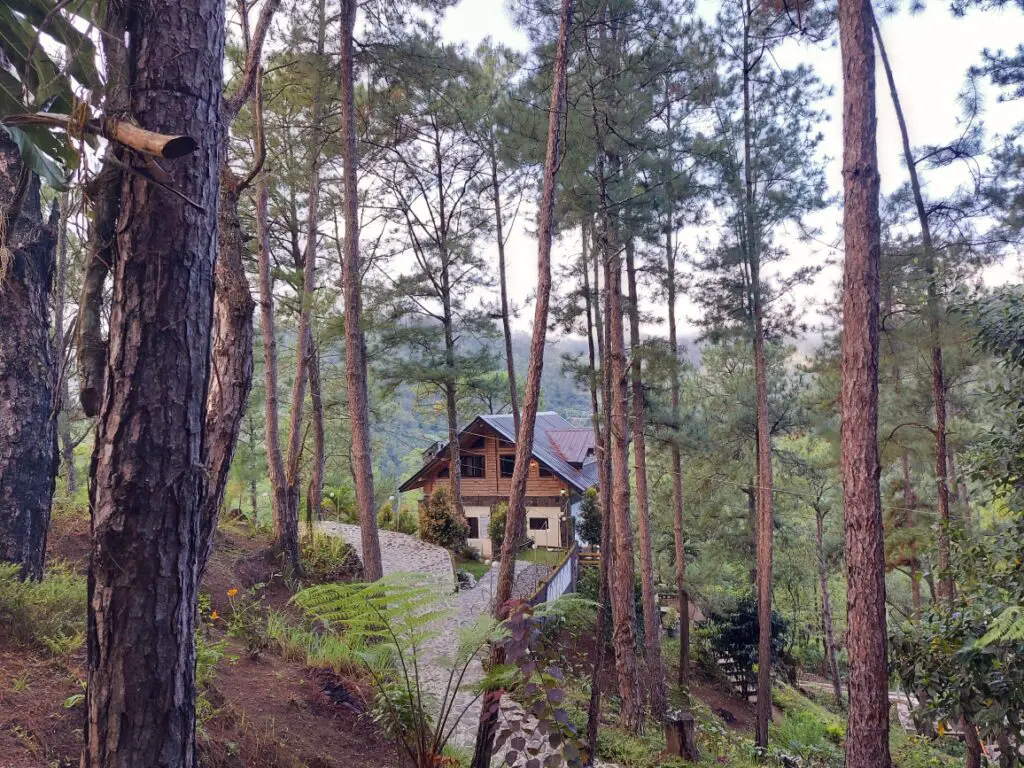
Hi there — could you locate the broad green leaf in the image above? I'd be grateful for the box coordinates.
[2,124,67,188]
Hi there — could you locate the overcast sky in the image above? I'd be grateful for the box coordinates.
[436,0,1024,338]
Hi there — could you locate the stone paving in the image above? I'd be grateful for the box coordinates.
[318,523,613,766]
[317,521,457,589]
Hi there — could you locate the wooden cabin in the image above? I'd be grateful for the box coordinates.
[399,412,597,557]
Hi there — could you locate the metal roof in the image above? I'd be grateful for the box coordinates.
[399,411,597,494]
[545,428,596,464]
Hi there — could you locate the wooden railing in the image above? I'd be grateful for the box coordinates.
[526,545,578,607]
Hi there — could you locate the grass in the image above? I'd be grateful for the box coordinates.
[454,558,491,580]
[0,560,86,655]
[520,547,565,567]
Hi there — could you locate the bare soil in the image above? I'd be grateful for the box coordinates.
[0,515,404,768]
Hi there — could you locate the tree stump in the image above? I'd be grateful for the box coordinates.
[665,711,700,762]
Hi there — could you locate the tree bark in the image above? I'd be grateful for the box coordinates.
[84,0,225,763]
[339,0,383,580]
[666,220,690,691]
[256,180,291,563]
[53,195,77,494]
[490,145,520,434]
[815,506,843,709]
[0,135,58,581]
[625,239,667,718]
[738,0,775,742]
[586,219,616,762]
[470,5,573,764]
[198,0,280,577]
[603,201,644,734]
[306,338,326,531]
[839,2,891,766]
[872,13,953,606]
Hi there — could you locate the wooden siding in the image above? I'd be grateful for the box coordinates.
[420,424,571,500]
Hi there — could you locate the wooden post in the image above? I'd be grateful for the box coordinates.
[665,712,699,762]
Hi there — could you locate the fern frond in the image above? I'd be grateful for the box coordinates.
[978,605,1024,647]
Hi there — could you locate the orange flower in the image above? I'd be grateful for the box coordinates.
[210,611,220,620]
[227,588,239,598]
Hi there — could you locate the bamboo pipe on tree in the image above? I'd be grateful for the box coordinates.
[1,112,198,159]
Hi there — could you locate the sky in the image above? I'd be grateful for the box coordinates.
[437,0,1024,338]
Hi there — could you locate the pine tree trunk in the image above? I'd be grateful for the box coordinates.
[872,13,953,606]
[200,176,255,576]
[0,136,58,582]
[339,0,383,580]
[585,219,615,761]
[815,507,843,708]
[965,720,983,768]
[53,197,77,494]
[490,147,520,434]
[84,0,225,762]
[605,216,644,733]
[257,179,291,562]
[306,338,325,530]
[198,0,279,577]
[752,313,774,747]
[666,224,689,691]
[839,2,891,766]
[470,6,573,763]
[625,239,667,718]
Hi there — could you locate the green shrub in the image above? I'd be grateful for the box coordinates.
[706,596,788,699]
[0,561,85,654]
[578,488,601,547]
[300,533,361,583]
[379,501,418,535]
[223,584,269,658]
[418,487,469,551]
[488,501,508,552]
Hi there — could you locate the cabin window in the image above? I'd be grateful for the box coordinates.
[528,517,549,531]
[500,455,515,478]
[538,464,554,478]
[438,466,449,478]
[468,435,486,450]
[461,454,485,478]
[467,516,480,539]
[498,438,514,449]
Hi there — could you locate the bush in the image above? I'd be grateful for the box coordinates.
[487,501,532,557]
[706,595,788,699]
[0,561,86,654]
[300,533,362,583]
[378,501,418,535]
[418,487,469,551]
[578,488,601,547]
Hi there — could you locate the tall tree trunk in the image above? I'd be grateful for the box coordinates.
[815,506,843,708]
[53,195,77,494]
[586,220,616,762]
[306,339,325,531]
[198,0,280,577]
[666,221,689,691]
[839,1,891,766]
[604,209,644,734]
[200,174,256,576]
[0,136,58,581]
[490,147,520,434]
[625,240,667,718]
[470,5,573,764]
[739,0,775,742]
[902,452,923,617]
[257,180,291,561]
[84,0,225,762]
[276,0,330,574]
[872,13,953,606]
[339,0,383,580]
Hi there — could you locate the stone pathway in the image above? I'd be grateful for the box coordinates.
[317,522,456,589]
[317,523,605,766]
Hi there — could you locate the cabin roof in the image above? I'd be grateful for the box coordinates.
[398,411,596,494]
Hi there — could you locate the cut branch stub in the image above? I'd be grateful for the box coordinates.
[0,113,198,159]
